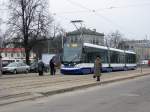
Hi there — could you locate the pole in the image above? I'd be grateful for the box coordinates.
[0,54,2,76]
[48,38,50,53]
[61,34,63,49]
[141,46,143,74]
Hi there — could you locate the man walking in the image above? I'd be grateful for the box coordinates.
[38,60,44,76]
[49,58,55,75]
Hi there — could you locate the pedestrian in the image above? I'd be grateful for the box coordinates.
[0,55,2,76]
[38,60,44,76]
[93,56,102,81]
[49,58,56,75]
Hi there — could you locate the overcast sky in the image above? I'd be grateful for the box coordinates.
[1,0,150,40]
[49,0,150,40]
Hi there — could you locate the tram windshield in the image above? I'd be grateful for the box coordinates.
[63,44,82,63]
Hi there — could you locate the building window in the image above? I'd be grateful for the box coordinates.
[5,52,7,57]
[96,38,99,45]
[11,53,13,57]
[23,53,25,57]
[92,38,96,44]
[17,53,20,57]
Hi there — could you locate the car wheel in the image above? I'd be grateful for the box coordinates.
[35,68,38,73]
[13,70,17,74]
[44,68,48,72]
[1,71,5,74]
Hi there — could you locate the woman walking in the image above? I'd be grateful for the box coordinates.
[93,56,102,81]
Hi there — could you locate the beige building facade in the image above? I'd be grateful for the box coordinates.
[125,40,150,62]
[66,28,104,46]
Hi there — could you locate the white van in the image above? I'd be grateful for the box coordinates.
[2,58,22,67]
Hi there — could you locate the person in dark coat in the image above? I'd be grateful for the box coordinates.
[49,58,56,75]
[93,56,102,81]
[38,60,44,76]
[0,55,2,76]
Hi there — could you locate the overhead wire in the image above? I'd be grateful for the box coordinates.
[51,2,150,15]
[64,0,137,37]
[98,2,150,10]
[65,0,92,12]
[52,10,91,15]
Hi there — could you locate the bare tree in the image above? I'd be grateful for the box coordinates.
[7,0,53,64]
[104,30,124,48]
[0,18,3,48]
[46,24,66,53]
[117,39,129,50]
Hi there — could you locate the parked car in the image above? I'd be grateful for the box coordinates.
[2,62,30,74]
[30,62,49,73]
[2,59,17,67]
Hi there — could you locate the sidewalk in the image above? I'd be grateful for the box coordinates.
[0,68,150,106]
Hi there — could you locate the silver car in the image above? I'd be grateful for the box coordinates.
[2,62,30,74]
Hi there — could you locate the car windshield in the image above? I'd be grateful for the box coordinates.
[31,62,37,67]
[7,62,18,67]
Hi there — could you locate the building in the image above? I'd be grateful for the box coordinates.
[66,28,104,46]
[0,48,36,65]
[124,40,150,61]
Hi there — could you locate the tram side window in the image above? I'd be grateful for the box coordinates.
[125,53,136,63]
[119,52,125,63]
[82,47,108,63]
[87,52,99,63]
[99,49,108,63]
[125,53,129,63]
[110,51,119,63]
[93,49,108,63]
[130,54,136,63]
[133,54,136,63]
[81,53,92,63]
[81,52,95,63]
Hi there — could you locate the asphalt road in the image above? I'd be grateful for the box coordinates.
[1,75,150,112]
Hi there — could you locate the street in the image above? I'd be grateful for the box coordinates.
[1,74,150,112]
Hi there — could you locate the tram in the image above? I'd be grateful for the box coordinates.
[61,43,137,75]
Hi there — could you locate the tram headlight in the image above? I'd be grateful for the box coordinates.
[61,64,64,67]
[75,64,80,68]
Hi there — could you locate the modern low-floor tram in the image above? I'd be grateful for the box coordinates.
[61,43,137,75]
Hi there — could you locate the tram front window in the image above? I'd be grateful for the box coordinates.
[63,45,82,63]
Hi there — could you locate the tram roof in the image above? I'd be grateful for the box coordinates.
[83,43,136,54]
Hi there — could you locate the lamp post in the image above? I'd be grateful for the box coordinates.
[140,44,144,74]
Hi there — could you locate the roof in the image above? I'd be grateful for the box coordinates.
[67,28,104,36]
[0,48,25,52]
[84,43,136,54]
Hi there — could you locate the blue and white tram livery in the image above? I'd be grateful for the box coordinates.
[61,43,137,75]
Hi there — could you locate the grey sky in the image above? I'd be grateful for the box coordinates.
[49,0,150,40]
[0,0,150,40]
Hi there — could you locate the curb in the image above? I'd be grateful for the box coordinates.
[41,73,150,96]
[0,72,150,106]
